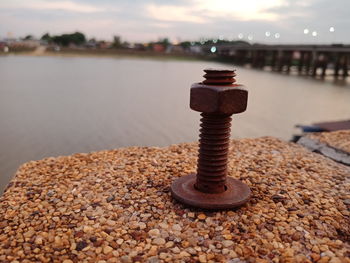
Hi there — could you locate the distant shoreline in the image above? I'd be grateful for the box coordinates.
[0,48,210,63]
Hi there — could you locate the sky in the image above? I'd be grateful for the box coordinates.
[0,0,349,44]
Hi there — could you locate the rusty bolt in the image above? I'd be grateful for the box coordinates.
[171,69,251,209]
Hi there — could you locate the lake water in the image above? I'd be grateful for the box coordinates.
[1,55,350,193]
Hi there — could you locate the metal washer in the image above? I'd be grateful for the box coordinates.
[171,174,251,210]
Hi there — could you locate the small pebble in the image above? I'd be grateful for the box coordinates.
[292,231,303,241]
[138,222,147,229]
[343,199,350,205]
[103,246,113,254]
[179,251,191,258]
[172,247,181,254]
[159,253,168,259]
[120,256,132,263]
[83,226,93,233]
[222,240,234,248]
[172,224,182,231]
[148,256,160,263]
[265,232,274,240]
[148,229,160,237]
[223,234,232,240]
[198,214,206,220]
[34,236,43,245]
[106,195,115,202]
[198,254,207,262]
[152,238,166,245]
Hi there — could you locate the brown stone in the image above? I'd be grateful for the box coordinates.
[291,231,303,241]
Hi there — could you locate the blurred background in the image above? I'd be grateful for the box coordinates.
[1,0,350,193]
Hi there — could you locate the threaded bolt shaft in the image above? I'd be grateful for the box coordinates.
[195,113,232,193]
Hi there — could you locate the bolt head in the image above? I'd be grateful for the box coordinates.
[190,83,248,115]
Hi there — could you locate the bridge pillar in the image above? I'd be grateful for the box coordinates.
[311,51,319,77]
[334,52,341,77]
[286,51,293,73]
[261,51,267,69]
[277,50,284,72]
[270,51,278,70]
[235,50,247,65]
[298,51,305,73]
[321,52,329,78]
[342,54,348,77]
[304,51,312,75]
[251,50,259,68]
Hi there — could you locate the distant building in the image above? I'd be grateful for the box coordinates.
[86,39,97,49]
[189,45,203,54]
[21,39,40,48]
[153,44,165,52]
[97,41,112,49]
[168,45,185,53]
[133,43,146,51]
[0,38,39,51]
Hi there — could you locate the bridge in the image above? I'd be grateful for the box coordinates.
[204,44,350,78]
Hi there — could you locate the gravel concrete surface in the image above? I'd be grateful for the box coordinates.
[0,137,349,262]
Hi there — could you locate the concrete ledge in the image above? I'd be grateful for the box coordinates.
[307,130,350,154]
[0,137,349,262]
[297,130,350,166]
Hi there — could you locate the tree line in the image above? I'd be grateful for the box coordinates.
[21,32,250,49]
[41,32,86,46]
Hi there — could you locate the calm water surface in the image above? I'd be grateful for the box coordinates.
[1,55,350,192]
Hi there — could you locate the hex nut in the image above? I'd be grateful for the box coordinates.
[190,83,248,115]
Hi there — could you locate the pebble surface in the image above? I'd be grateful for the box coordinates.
[308,130,350,153]
[0,137,349,262]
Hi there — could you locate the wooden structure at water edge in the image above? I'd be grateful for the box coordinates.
[209,44,350,78]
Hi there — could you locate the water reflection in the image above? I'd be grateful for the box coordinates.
[0,55,349,193]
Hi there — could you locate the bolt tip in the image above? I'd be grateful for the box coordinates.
[204,68,236,73]
[202,68,236,85]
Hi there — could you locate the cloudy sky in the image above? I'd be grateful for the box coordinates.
[0,0,348,44]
